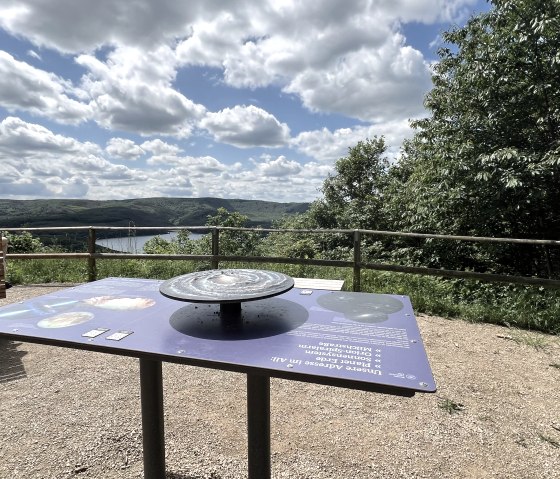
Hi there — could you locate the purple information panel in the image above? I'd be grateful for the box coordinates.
[0,278,436,395]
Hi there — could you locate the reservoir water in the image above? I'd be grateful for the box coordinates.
[96,231,204,253]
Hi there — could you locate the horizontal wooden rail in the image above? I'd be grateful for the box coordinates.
[2,225,559,290]
[3,225,559,246]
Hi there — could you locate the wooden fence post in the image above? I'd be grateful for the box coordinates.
[353,230,361,292]
[211,228,219,270]
[88,227,97,282]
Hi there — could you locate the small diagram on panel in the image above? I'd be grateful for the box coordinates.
[317,292,404,323]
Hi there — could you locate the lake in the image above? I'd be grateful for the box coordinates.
[96,231,204,253]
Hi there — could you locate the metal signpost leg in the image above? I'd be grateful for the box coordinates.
[139,358,166,479]
[247,374,271,479]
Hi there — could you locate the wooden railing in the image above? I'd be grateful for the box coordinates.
[0,236,6,298]
[2,226,560,291]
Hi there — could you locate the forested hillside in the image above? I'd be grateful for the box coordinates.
[0,197,309,229]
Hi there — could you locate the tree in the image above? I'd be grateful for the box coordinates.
[203,208,262,257]
[5,232,44,253]
[145,208,262,259]
[264,138,391,260]
[388,0,560,275]
[313,137,390,230]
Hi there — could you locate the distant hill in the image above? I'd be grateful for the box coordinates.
[0,197,310,229]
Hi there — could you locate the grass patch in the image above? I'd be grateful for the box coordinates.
[507,331,549,350]
[361,270,560,334]
[438,398,465,414]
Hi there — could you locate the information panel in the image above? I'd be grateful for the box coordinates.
[0,278,436,395]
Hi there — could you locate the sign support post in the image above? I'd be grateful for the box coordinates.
[247,373,271,479]
[140,357,166,479]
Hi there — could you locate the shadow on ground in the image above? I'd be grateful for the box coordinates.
[0,339,27,383]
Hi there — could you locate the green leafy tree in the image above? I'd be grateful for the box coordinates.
[265,138,391,261]
[144,208,262,258]
[312,137,391,259]
[5,232,45,253]
[202,207,262,257]
[388,0,560,275]
[312,137,390,230]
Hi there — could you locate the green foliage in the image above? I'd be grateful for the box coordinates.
[386,0,560,277]
[361,270,560,334]
[8,259,88,283]
[263,138,391,261]
[318,137,389,230]
[438,398,465,414]
[5,232,45,253]
[204,208,263,257]
[144,208,263,259]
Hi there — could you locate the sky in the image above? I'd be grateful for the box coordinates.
[0,0,489,203]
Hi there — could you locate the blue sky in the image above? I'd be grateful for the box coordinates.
[0,0,489,203]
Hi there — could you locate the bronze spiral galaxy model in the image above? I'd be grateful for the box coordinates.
[159,269,294,322]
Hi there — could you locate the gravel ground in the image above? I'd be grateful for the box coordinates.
[1,284,559,479]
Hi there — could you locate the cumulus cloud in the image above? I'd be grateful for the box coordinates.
[0,1,476,55]
[284,35,431,122]
[388,0,480,23]
[292,119,413,162]
[0,117,322,201]
[0,0,483,202]
[176,2,434,121]
[200,105,290,148]
[0,0,204,53]
[254,155,302,177]
[0,116,98,156]
[146,154,227,175]
[106,138,145,160]
[76,46,206,136]
[0,51,90,124]
[140,139,182,156]
[0,1,479,128]
[0,117,146,199]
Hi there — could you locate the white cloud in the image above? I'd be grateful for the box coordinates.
[146,154,226,177]
[76,46,206,136]
[386,0,480,23]
[0,117,149,199]
[140,139,182,156]
[0,51,90,124]
[176,2,434,121]
[0,0,205,53]
[0,116,97,156]
[200,105,290,148]
[26,49,41,60]
[0,1,479,128]
[0,117,317,201]
[255,155,302,177]
[284,35,431,122]
[106,138,145,160]
[292,120,413,163]
[0,1,483,203]
[0,1,477,134]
